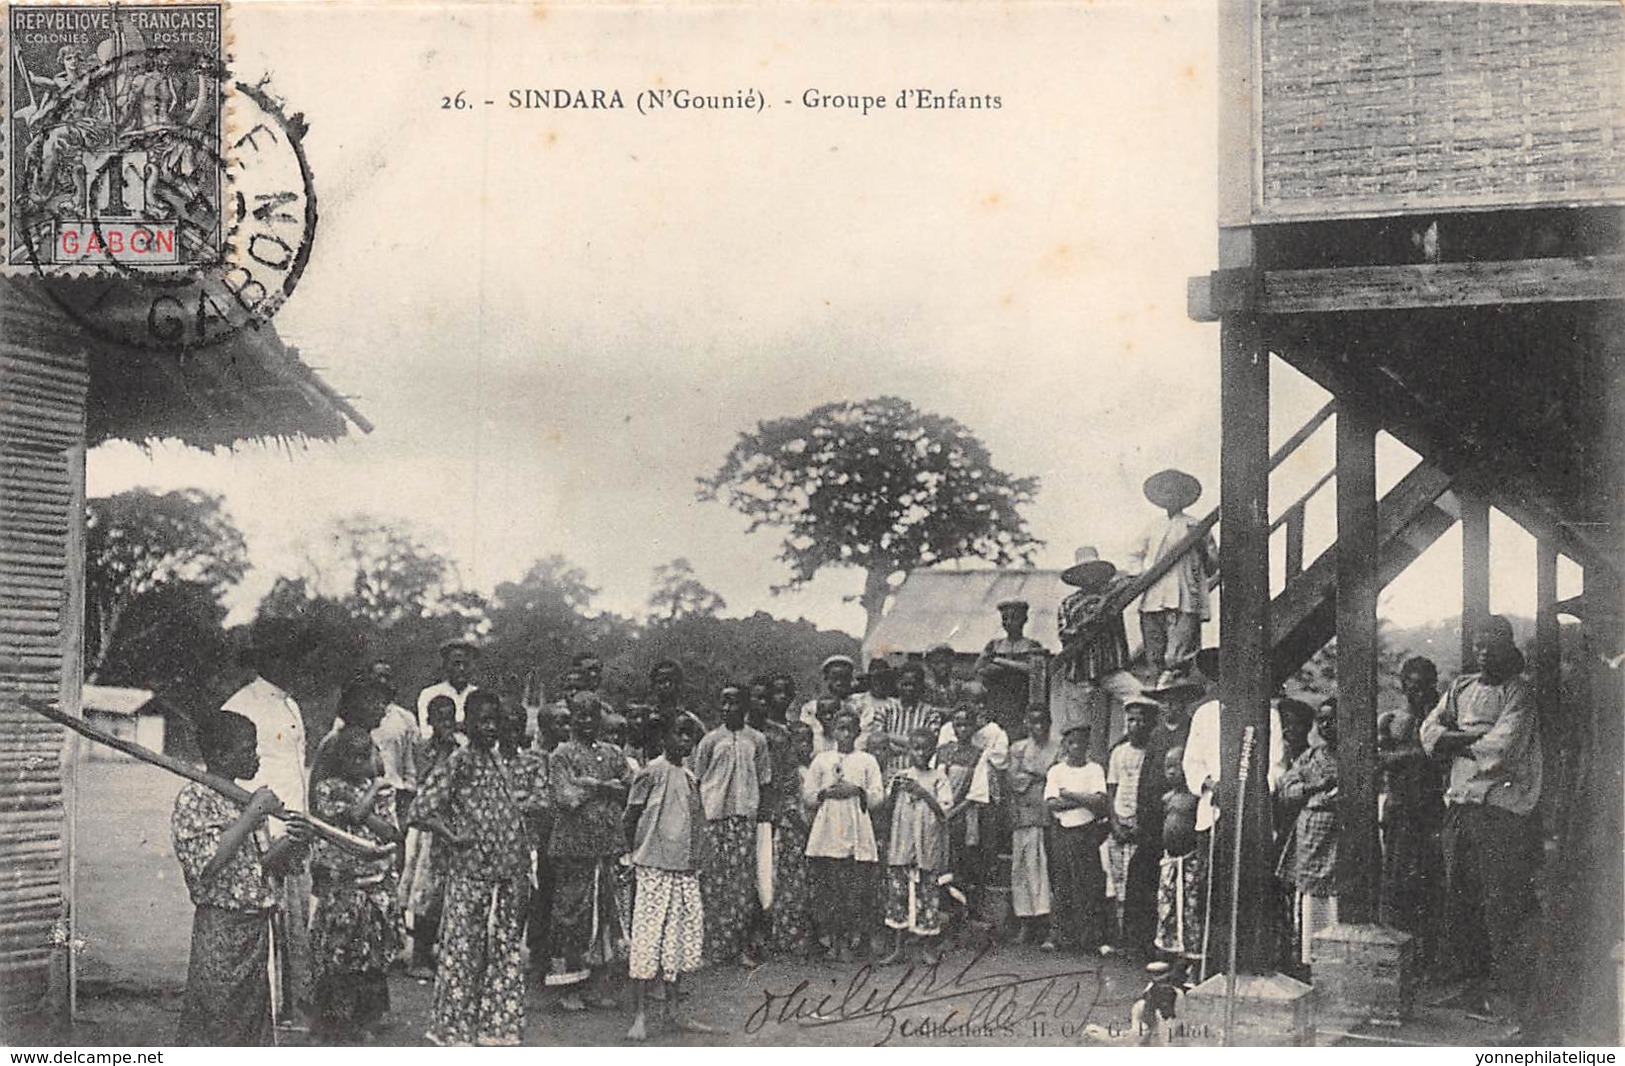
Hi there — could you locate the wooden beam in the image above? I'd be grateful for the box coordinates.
[1188,255,1625,322]
[1535,540,1560,733]
[1218,313,1274,974]
[1461,492,1491,670]
[1335,405,1380,924]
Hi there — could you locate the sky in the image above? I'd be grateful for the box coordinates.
[86,0,1580,639]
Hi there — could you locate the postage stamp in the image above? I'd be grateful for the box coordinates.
[7,3,225,271]
[5,2,317,351]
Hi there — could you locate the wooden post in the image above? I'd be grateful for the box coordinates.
[1460,492,1491,669]
[1535,540,1560,729]
[1334,405,1380,924]
[1218,312,1273,973]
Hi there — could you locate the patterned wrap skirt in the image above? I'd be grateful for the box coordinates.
[769,817,814,954]
[883,866,944,937]
[177,905,274,1046]
[1156,847,1207,959]
[547,856,627,985]
[701,815,758,961]
[428,872,528,1046]
[629,866,706,981]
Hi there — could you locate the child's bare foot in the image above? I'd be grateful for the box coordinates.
[627,1012,649,1042]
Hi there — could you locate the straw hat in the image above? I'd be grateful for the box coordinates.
[1061,546,1118,591]
[1143,469,1203,512]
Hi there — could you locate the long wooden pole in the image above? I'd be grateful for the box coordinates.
[14,694,393,861]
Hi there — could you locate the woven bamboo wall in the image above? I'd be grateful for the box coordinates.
[1258,0,1625,220]
[0,340,87,1017]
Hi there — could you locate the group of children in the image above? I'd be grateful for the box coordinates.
[170,657,1170,1048]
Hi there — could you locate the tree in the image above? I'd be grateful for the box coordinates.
[648,558,726,622]
[483,556,631,708]
[698,395,1042,638]
[85,488,248,681]
[309,514,474,628]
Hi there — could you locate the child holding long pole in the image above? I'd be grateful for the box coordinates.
[172,712,313,1045]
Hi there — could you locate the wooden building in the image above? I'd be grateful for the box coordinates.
[0,274,368,1019]
[1185,0,1623,1042]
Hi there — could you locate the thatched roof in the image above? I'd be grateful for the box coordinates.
[1,275,370,449]
[863,568,1068,660]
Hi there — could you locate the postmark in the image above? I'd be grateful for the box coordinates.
[6,3,317,352]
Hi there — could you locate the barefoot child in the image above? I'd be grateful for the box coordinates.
[308,723,403,1043]
[768,721,817,956]
[880,727,955,964]
[172,711,313,1045]
[1044,724,1111,954]
[624,717,721,1041]
[692,682,772,965]
[547,691,632,1009]
[401,695,458,979]
[411,690,531,1046]
[1008,706,1061,949]
[1155,746,1204,965]
[935,706,984,921]
[803,710,885,962]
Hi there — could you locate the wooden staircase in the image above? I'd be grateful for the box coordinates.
[1086,400,1459,685]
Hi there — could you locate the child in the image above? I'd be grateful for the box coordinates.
[1276,700,1340,969]
[803,709,885,962]
[1154,746,1204,965]
[411,690,531,1046]
[692,682,772,966]
[601,711,640,944]
[811,695,843,754]
[172,711,312,1045]
[547,691,632,1010]
[748,674,793,960]
[1044,724,1111,954]
[624,717,721,1041]
[769,721,817,957]
[1008,706,1061,949]
[935,706,984,921]
[401,695,458,979]
[1106,698,1160,953]
[880,727,955,964]
[308,724,403,1043]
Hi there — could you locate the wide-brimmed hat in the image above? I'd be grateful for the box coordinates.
[1144,668,1205,698]
[1062,546,1118,591]
[1144,469,1203,512]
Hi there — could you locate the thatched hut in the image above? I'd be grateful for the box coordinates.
[0,274,368,1020]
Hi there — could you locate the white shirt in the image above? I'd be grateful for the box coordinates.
[328,702,421,790]
[415,680,479,736]
[222,676,307,833]
[1131,512,1215,617]
[965,721,1009,804]
[1044,761,1107,828]
[1182,698,1286,832]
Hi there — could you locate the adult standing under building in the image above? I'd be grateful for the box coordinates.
[799,654,863,745]
[1419,616,1541,1030]
[416,638,480,735]
[1130,469,1216,676]
[975,600,1046,740]
[219,626,315,1023]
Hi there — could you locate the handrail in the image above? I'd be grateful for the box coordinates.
[1056,400,1336,667]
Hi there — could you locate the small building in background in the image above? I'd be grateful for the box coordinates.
[78,687,164,762]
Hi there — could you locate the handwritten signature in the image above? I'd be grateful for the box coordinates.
[742,942,1131,1046]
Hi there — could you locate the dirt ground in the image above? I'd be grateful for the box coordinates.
[3,759,1508,1048]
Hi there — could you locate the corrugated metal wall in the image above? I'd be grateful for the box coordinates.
[0,340,87,1017]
